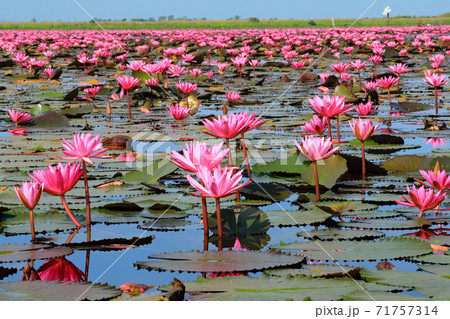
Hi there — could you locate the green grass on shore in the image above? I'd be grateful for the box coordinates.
[0,15,449,30]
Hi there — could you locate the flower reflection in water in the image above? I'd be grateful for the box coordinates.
[207,238,249,279]
[38,257,86,283]
[423,138,449,148]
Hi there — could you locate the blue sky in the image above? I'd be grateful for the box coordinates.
[0,0,448,22]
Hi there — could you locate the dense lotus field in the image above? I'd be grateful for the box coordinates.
[0,25,449,301]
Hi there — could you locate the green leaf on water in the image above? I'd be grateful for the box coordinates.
[301,155,347,188]
[30,104,51,116]
[122,159,178,184]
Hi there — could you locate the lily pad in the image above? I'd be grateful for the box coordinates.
[265,208,331,227]
[0,244,73,263]
[360,269,450,300]
[297,228,385,241]
[135,250,305,273]
[239,182,293,202]
[251,153,308,176]
[30,104,51,116]
[338,219,431,230]
[343,290,430,301]
[0,281,121,301]
[265,264,359,278]
[162,275,372,301]
[271,236,432,261]
[122,159,178,184]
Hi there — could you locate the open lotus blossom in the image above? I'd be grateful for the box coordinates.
[368,55,383,76]
[202,113,249,140]
[423,73,449,114]
[395,185,446,218]
[308,95,353,143]
[187,165,251,239]
[13,51,29,74]
[14,182,43,239]
[43,68,54,79]
[7,108,31,126]
[349,118,380,180]
[350,60,368,89]
[294,136,339,162]
[38,257,86,283]
[170,141,229,173]
[225,92,241,101]
[29,162,83,227]
[294,136,339,201]
[83,86,101,98]
[224,92,241,114]
[166,104,190,120]
[418,170,450,191]
[116,75,140,121]
[171,141,229,236]
[354,101,378,116]
[126,60,146,72]
[363,81,378,91]
[176,82,197,106]
[377,76,399,105]
[301,115,328,135]
[388,63,410,90]
[59,133,110,165]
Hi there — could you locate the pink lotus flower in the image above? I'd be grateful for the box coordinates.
[29,162,82,197]
[388,63,411,75]
[377,76,400,89]
[168,65,186,78]
[423,73,448,114]
[38,257,86,283]
[308,95,352,118]
[202,113,249,139]
[330,62,349,74]
[423,73,448,88]
[225,92,241,101]
[294,136,339,162]
[167,104,190,120]
[7,109,31,126]
[348,118,380,142]
[350,60,368,70]
[217,62,230,72]
[59,133,110,165]
[395,185,446,218]
[319,72,331,84]
[43,68,54,79]
[377,76,399,105]
[363,81,378,91]
[354,101,378,116]
[29,162,83,227]
[294,136,338,201]
[14,182,43,211]
[83,86,101,98]
[186,166,251,199]
[126,60,146,71]
[176,82,197,94]
[301,115,328,135]
[418,170,450,191]
[116,75,140,90]
[170,141,229,173]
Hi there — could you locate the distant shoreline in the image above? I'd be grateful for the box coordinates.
[0,14,449,29]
